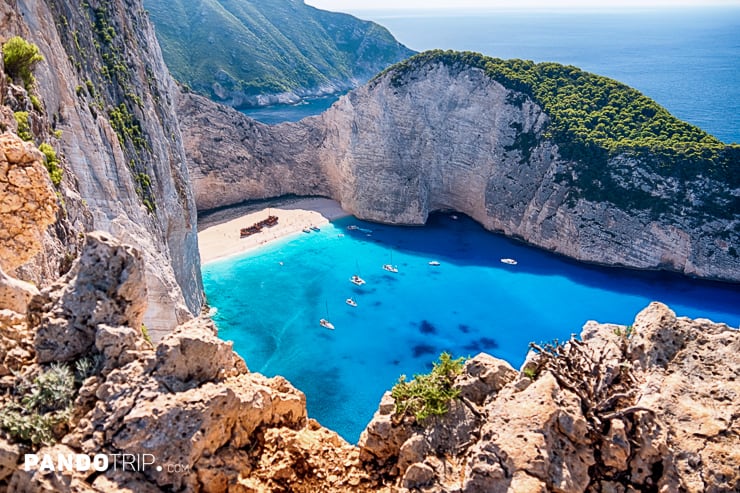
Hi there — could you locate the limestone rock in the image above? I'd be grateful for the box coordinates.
[0,268,39,317]
[455,352,517,405]
[355,302,739,492]
[153,316,248,390]
[600,419,630,471]
[0,132,58,273]
[30,231,147,363]
[402,462,434,489]
[0,437,20,481]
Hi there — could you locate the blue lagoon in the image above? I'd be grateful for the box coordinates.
[203,214,740,442]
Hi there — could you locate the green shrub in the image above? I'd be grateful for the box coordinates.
[2,36,44,89]
[29,94,43,112]
[13,111,32,141]
[0,363,76,446]
[39,142,63,187]
[391,352,465,423]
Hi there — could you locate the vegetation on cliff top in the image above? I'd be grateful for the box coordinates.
[378,50,739,218]
[391,352,465,423]
[143,0,414,105]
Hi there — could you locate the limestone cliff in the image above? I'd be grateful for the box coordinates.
[1,0,203,338]
[179,53,740,283]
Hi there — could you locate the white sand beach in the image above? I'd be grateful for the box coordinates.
[198,197,350,264]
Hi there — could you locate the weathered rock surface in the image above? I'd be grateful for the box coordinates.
[179,59,740,282]
[0,133,58,273]
[2,0,203,338]
[29,232,147,363]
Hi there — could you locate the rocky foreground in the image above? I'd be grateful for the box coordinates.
[1,140,738,491]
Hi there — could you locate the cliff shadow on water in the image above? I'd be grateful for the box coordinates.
[338,212,740,319]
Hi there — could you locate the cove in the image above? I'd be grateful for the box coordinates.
[202,213,740,443]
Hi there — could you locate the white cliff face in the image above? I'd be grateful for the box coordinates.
[3,0,203,338]
[179,61,740,282]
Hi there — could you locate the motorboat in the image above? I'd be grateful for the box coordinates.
[319,319,335,330]
[302,227,311,233]
[350,275,366,286]
[310,225,320,232]
[428,260,441,266]
[345,298,358,307]
[347,225,359,230]
[500,258,518,265]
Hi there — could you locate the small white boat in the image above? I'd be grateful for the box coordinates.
[350,275,366,286]
[302,227,311,233]
[320,301,334,329]
[347,225,359,230]
[345,298,358,307]
[500,258,518,265]
[428,260,441,266]
[382,264,398,273]
[310,225,320,232]
[451,215,459,220]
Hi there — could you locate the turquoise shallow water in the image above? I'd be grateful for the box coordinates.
[203,214,740,443]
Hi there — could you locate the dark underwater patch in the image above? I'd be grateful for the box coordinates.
[412,344,436,358]
[419,320,437,335]
[458,324,470,333]
[463,337,499,352]
[479,337,499,349]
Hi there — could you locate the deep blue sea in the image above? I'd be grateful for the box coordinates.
[243,7,740,144]
[203,215,740,443]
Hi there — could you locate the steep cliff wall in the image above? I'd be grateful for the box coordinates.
[1,0,203,338]
[180,55,740,282]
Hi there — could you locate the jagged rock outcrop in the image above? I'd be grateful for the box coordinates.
[1,0,203,338]
[179,56,740,283]
[0,232,376,492]
[357,302,740,493]
[29,232,147,363]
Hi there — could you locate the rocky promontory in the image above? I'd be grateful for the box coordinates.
[179,52,740,283]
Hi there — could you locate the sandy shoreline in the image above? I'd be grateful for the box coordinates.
[198,197,351,264]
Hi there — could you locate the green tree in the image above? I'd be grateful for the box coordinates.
[2,36,44,90]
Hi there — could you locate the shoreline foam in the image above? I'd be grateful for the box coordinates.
[197,197,350,265]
